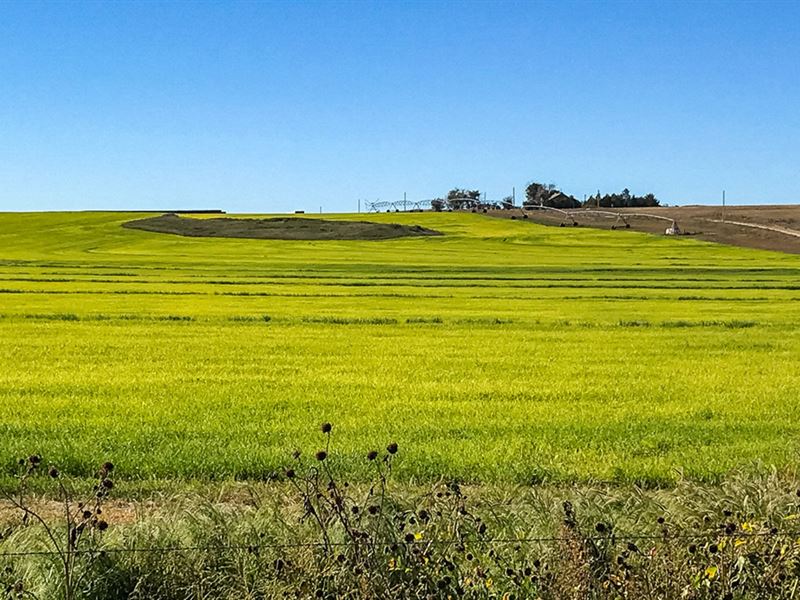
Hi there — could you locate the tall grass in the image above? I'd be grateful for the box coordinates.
[3,434,800,599]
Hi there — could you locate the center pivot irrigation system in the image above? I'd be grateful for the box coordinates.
[529,206,681,234]
[364,199,437,212]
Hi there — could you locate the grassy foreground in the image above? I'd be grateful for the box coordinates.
[1,211,799,485]
[3,439,800,599]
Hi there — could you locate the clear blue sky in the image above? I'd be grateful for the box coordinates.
[1,1,798,212]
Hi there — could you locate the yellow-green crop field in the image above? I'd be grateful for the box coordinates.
[1,211,799,485]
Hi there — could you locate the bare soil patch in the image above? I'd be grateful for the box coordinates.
[124,213,442,241]
[488,205,800,254]
[0,499,141,525]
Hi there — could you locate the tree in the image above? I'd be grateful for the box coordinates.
[581,189,660,208]
[523,182,550,207]
[641,193,659,207]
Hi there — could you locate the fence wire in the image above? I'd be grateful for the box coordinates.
[2,529,798,558]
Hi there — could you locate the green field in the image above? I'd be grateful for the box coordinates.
[1,211,799,485]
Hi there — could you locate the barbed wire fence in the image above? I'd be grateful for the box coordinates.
[2,528,798,558]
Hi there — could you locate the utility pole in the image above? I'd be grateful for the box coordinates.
[722,190,726,223]
[512,187,515,206]
[358,199,361,213]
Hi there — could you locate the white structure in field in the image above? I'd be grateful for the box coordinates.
[665,221,681,235]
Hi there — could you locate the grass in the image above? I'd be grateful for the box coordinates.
[4,439,800,599]
[0,211,799,486]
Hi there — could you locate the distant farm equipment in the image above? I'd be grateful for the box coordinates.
[364,199,436,212]
[523,205,685,233]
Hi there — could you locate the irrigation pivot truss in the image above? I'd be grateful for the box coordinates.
[525,204,681,231]
[364,199,435,212]
[364,196,503,213]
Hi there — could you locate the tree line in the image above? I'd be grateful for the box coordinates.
[523,182,660,209]
[430,184,660,211]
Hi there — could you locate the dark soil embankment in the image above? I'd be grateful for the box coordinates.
[123,213,442,241]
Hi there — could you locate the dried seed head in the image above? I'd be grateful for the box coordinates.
[102,478,114,490]
[97,520,108,531]
[725,523,735,535]
[386,442,398,455]
[315,450,327,462]
[321,422,332,434]
[595,522,607,534]
[28,455,41,466]
[285,468,296,479]
[48,467,59,479]
[101,462,114,473]
[367,450,378,461]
